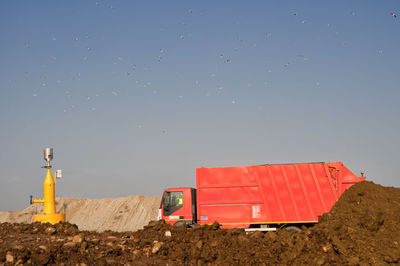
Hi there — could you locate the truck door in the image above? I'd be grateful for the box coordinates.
[160,188,194,226]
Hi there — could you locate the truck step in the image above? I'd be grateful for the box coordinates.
[244,228,277,232]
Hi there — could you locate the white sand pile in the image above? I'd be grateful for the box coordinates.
[0,195,161,232]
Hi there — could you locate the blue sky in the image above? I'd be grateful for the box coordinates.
[1,1,399,211]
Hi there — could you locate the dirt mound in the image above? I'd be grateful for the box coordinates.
[0,195,161,232]
[313,181,400,264]
[1,181,399,265]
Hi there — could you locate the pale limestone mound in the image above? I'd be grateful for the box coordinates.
[0,195,161,232]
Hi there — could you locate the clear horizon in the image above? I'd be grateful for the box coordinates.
[1,0,399,211]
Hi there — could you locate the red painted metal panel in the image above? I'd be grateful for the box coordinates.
[198,186,263,205]
[197,167,256,187]
[196,162,365,227]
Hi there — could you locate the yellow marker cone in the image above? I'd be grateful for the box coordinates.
[32,149,65,224]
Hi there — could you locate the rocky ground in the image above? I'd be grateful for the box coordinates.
[0,181,399,265]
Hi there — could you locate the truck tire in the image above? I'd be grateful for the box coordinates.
[174,221,192,227]
[285,226,301,232]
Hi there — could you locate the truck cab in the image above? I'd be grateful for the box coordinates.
[158,187,196,226]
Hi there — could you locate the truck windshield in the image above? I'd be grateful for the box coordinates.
[163,191,183,216]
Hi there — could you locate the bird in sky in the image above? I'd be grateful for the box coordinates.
[391,12,397,18]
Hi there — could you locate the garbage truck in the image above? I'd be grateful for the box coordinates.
[158,162,365,231]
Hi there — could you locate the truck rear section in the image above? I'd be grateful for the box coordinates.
[160,162,365,229]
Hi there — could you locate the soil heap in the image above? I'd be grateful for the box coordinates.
[0,181,399,265]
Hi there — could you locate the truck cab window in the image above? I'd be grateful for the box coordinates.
[163,191,183,216]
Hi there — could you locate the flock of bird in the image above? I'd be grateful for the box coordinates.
[21,3,398,133]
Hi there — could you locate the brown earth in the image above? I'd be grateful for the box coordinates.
[0,181,399,265]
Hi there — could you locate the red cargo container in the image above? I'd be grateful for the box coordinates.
[159,162,365,229]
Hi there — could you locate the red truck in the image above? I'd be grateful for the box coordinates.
[158,162,365,231]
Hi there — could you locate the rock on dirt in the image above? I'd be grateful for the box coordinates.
[0,181,399,265]
[5,252,13,263]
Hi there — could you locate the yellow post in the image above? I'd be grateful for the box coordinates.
[32,166,65,224]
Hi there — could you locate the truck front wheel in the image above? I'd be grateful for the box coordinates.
[174,221,193,227]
